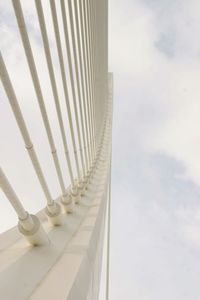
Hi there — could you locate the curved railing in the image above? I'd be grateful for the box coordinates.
[0,0,112,299]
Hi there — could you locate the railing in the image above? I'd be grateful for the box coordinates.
[0,0,109,246]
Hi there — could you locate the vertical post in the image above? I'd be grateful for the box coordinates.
[0,168,49,246]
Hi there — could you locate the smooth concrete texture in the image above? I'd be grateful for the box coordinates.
[0,162,110,300]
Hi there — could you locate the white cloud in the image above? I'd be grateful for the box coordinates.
[110,0,200,186]
[108,0,200,299]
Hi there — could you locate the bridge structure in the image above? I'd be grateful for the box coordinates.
[0,0,112,299]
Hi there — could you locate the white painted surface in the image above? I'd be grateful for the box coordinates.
[0,153,110,300]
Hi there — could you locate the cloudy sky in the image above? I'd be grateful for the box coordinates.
[108,0,200,299]
[1,0,200,299]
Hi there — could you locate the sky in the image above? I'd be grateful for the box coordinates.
[1,0,200,299]
[108,0,200,299]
